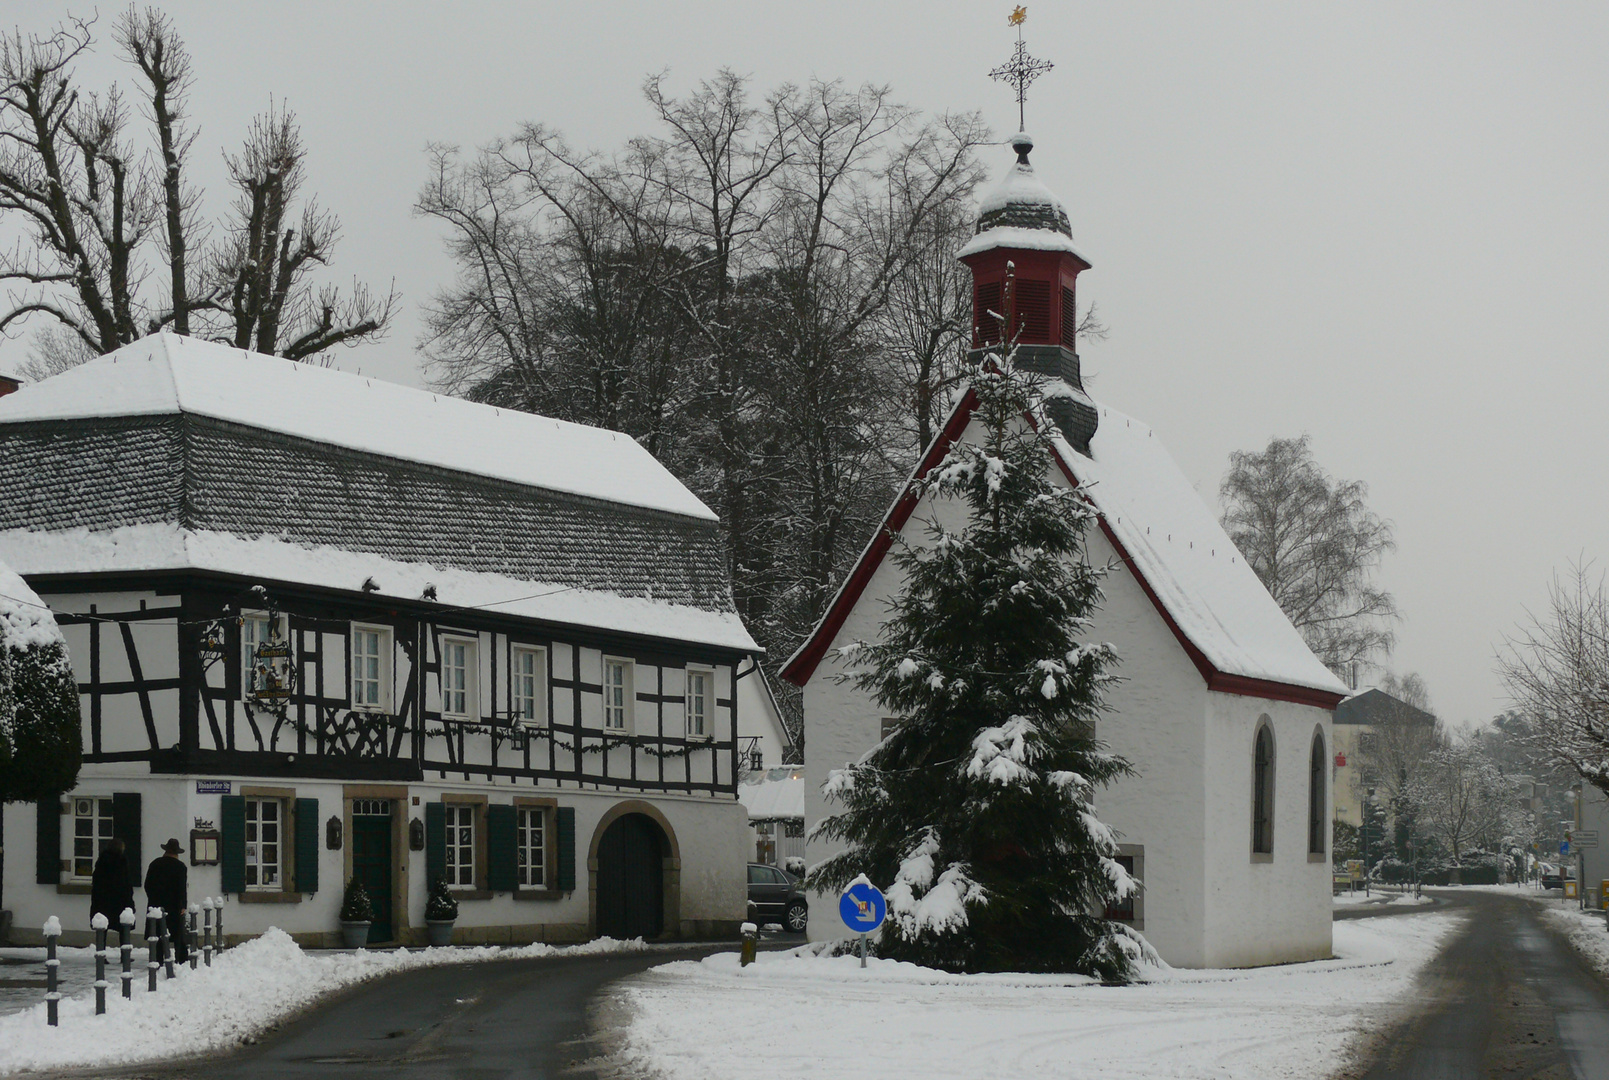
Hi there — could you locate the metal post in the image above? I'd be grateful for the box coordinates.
[146,908,160,992]
[187,904,199,970]
[159,913,175,979]
[859,932,867,969]
[93,912,108,1016]
[202,897,213,966]
[120,908,135,999]
[214,896,224,952]
[43,917,60,1027]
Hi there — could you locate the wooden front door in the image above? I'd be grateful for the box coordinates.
[351,805,394,944]
[596,813,664,940]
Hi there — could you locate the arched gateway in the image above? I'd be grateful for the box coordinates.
[590,803,679,940]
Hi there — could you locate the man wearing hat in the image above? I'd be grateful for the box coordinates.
[144,838,189,964]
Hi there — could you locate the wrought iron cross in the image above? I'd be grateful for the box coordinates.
[989,8,1053,132]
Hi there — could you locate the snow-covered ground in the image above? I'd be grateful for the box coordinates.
[607,913,1464,1080]
[0,928,658,1075]
[1332,888,1435,908]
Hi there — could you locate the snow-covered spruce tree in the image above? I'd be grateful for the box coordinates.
[808,349,1151,979]
[0,563,81,803]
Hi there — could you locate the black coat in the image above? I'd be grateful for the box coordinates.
[143,855,187,916]
[89,848,135,925]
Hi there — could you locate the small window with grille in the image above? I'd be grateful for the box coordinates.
[71,797,115,880]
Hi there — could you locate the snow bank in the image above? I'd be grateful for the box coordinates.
[609,912,1464,1080]
[0,928,653,1075]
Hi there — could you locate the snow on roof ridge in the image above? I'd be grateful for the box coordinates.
[1051,398,1347,696]
[957,226,1086,261]
[0,334,716,521]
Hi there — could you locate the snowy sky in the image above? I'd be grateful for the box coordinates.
[5,1,1606,729]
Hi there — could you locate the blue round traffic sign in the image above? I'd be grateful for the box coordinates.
[839,881,887,933]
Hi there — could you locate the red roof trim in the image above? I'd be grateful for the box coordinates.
[780,392,1344,711]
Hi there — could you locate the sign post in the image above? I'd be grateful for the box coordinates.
[838,877,887,969]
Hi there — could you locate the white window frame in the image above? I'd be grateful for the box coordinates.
[241,611,291,700]
[440,636,478,720]
[685,666,714,740]
[444,803,476,890]
[70,796,115,881]
[511,646,548,727]
[602,657,635,733]
[516,805,547,888]
[244,797,285,891]
[351,624,393,712]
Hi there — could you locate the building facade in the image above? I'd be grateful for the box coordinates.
[783,136,1348,969]
[0,334,760,947]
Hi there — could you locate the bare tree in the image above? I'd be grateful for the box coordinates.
[0,10,391,366]
[1351,675,1442,815]
[1408,738,1520,863]
[1220,434,1399,675]
[1498,563,1609,797]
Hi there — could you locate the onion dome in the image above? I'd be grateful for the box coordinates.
[958,133,1084,261]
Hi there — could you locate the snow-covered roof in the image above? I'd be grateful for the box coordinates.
[0,333,715,521]
[959,135,1088,263]
[0,524,759,652]
[781,386,1346,703]
[1050,407,1347,697]
[738,774,804,820]
[957,226,1085,261]
[0,553,63,652]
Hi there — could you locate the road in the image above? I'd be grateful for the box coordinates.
[1357,889,1609,1079]
[91,944,732,1080]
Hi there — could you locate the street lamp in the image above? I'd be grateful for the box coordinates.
[1363,787,1375,897]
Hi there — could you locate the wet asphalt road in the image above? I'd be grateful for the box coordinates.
[93,944,730,1080]
[1358,890,1609,1080]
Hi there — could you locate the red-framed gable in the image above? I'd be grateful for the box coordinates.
[779,392,1345,711]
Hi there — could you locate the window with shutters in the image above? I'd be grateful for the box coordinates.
[445,804,476,889]
[517,806,547,888]
[71,796,114,880]
[245,797,283,890]
[1014,279,1051,341]
[351,625,392,712]
[975,281,1003,344]
[512,646,547,725]
[441,637,477,720]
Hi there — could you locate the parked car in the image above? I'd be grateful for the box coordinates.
[1541,864,1575,890]
[747,862,809,933]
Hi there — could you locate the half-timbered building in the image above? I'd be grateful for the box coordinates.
[0,333,759,946]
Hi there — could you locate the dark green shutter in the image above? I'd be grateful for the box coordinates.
[220,795,246,894]
[425,801,446,887]
[111,792,141,874]
[293,798,319,894]
[555,806,576,892]
[487,804,516,892]
[35,799,61,884]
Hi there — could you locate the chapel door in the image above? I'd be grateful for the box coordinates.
[351,802,394,944]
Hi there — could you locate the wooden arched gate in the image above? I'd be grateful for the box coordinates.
[595,813,666,940]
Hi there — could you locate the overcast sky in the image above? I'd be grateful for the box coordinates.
[7,1,1606,728]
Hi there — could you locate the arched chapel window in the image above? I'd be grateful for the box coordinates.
[1308,731,1326,856]
[1252,723,1274,856]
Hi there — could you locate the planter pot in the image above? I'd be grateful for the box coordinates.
[426,920,455,947]
[340,921,371,949]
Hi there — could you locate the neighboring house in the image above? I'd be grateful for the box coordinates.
[782,135,1348,969]
[1330,688,1438,827]
[737,767,805,869]
[0,366,20,399]
[735,661,793,777]
[0,333,758,947]
[1574,783,1608,910]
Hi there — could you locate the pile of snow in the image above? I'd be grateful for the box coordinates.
[0,928,654,1075]
[608,913,1465,1080]
[1332,889,1435,907]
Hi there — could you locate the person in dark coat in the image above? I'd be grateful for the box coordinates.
[89,838,135,944]
[144,838,189,963]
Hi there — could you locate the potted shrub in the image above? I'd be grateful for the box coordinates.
[425,876,458,947]
[339,878,375,948]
